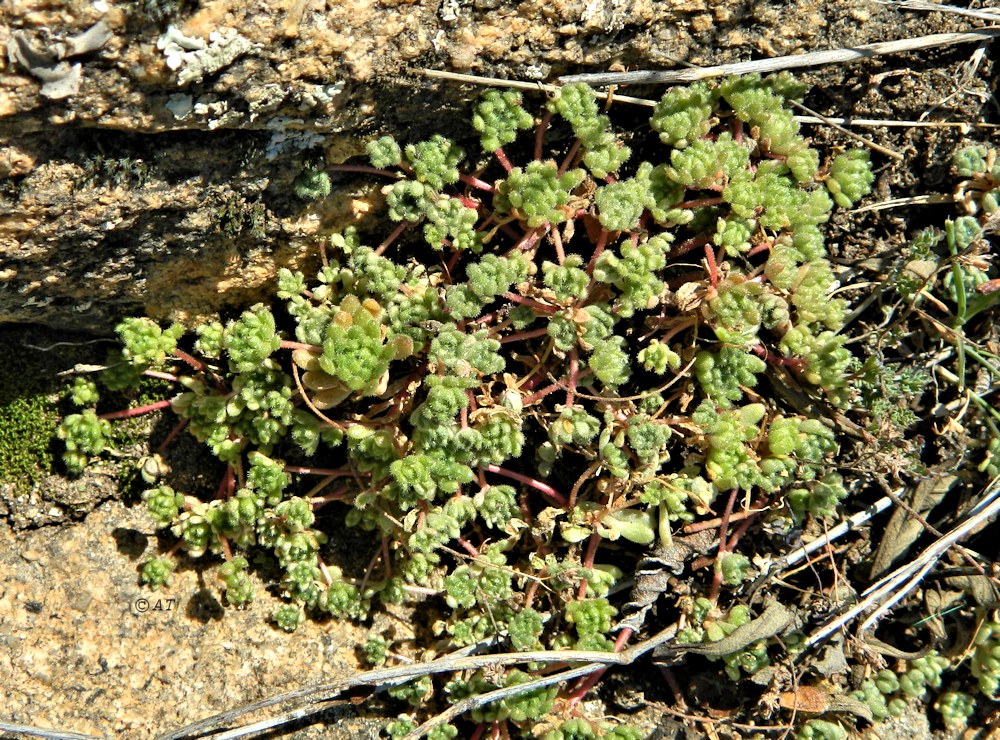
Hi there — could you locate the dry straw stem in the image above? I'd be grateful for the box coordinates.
[879,0,1000,23]
[153,627,682,740]
[805,473,1000,648]
[420,70,1000,131]
[558,29,1000,86]
[419,69,656,107]
[0,721,100,740]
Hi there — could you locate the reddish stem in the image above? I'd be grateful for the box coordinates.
[459,172,495,191]
[586,229,609,276]
[577,531,601,599]
[501,292,558,314]
[280,339,320,352]
[559,139,583,176]
[284,465,355,477]
[534,110,553,162]
[750,344,806,368]
[671,232,712,257]
[552,226,566,265]
[522,368,593,406]
[566,349,578,407]
[143,369,180,383]
[493,147,513,173]
[375,221,409,256]
[457,536,480,557]
[747,239,774,257]
[675,196,724,209]
[327,163,400,178]
[172,348,206,373]
[708,487,739,603]
[309,485,351,506]
[512,226,543,253]
[704,243,719,289]
[484,464,567,507]
[569,627,633,704]
[99,399,172,420]
[499,326,550,345]
[155,417,189,454]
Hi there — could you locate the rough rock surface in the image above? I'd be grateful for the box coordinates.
[0,0,971,333]
[0,500,382,737]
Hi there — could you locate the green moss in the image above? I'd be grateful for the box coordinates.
[0,393,57,490]
[0,331,62,492]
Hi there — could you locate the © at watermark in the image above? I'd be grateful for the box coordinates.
[133,597,177,613]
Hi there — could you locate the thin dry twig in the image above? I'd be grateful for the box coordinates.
[805,474,1000,647]
[878,0,1000,23]
[154,625,681,740]
[0,723,101,740]
[418,69,655,106]
[754,494,894,579]
[402,664,601,740]
[794,116,1000,129]
[558,29,1000,86]
[786,99,902,160]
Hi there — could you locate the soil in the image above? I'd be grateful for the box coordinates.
[1,1,998,739]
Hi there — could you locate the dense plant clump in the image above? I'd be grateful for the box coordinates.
[57,74,890,735]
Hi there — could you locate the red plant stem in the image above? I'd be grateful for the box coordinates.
[456,194,481,210]
[280,339,320,352]
[708,487,739,603]
[513,226,543,253]
[522,368,593,406]
[552,226,566,265]
[284,465,355,477]
[704,243,719,288]
[559,139,583,176]
[309,484,351,506]
[569,627,634,704]
[446,249,463,278]
[457,536,480,557]
[683,508,757,533]
[170,348,205,372]
[375,221,409,256]
[660,316,698,345]
[155,417,189,454]
[459,172,495,191]
[381,536,393,579]
[747,239,773,257]
[327,163,400,178]
[219,534,232,560]
[484,464,567,507]
[215,464,235,500]
[675,196,724,209]
[727,498,766,550]
[469,725,487,740]
[501,292,558,314]
[750,344,805,368]
[577,532,601,599]
[521,381,561,406]
[499,326,550,345]
[671,232,712,257]
[566,349,578,407]
[586,229,609,276]
[143,369,180,383]
[99,399,172,420]
[534,110,553,161]
[493,147,513,173]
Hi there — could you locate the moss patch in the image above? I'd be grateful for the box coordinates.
[0,329,61,492]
